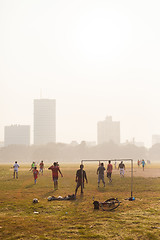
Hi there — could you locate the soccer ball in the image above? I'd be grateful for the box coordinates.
[33,198,38,203]
[47,196,52,201]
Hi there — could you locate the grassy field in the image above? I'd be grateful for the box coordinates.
[1,163,160,240]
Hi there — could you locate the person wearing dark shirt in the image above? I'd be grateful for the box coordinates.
[107,160,113,183]
[97,162,105,187]
[118,161,125,177]
[75,164,88,196]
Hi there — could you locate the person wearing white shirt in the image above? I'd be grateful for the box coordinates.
[13,161,19,179]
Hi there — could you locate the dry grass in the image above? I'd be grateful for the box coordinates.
[0,163,160,239]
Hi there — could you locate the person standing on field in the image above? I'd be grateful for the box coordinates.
[114,160,117,169]
[48,162,63,190]
[13,161,19,179]
[75,164,88,196]
[107,160,113,183]
[97,162,105,187]
[118,161,125,177]
[33,166,39,184]
[141,159,145,171]
[39,161,44,175]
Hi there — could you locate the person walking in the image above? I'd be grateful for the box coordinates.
[33,166,39,184]
[30,161,35,171]
[13,161,19,179]
[118,161,125,177]
[107,160,113,183]
[39,161,44,175]
[48,162,63,190]
[75,164,88,196]
[97,162,105,187]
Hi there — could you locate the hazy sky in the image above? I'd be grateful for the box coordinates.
[1,0,160,147]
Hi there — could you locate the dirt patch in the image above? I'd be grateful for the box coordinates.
[113,167,160,178]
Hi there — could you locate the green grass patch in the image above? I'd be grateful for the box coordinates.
[1,164,160,239]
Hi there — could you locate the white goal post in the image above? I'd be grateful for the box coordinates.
[81,159,134,199]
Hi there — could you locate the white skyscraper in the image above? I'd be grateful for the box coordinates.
[34,99,56,145]
[97,116,120,145]
[4,125,30,146]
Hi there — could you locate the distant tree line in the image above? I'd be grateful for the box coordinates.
[0,142,160,164]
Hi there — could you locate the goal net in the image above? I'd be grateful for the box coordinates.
[80,159,134,199]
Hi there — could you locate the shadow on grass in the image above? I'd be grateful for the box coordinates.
[25,184,34,189]
[42,190,57,198]
[5,178,15,181]
[97,187,107,192]
[73,193,84,207]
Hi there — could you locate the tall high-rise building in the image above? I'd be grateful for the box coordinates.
[4,125,30,146]
[34,99,56,145]
[97,116,120,145]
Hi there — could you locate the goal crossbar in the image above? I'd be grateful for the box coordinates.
[81,159,134,199]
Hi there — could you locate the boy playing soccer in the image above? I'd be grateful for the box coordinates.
[33,167,39,184]
[107,160,113,183]
[48,162,63,190]
[39,161,44,175]
[13,161,19,179]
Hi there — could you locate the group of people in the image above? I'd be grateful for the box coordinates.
[96,161,126,187]
[75,161,126,195]
[29,161,45,184]
[12,160,45,183]
[30,161,64,187]
[12,160,126,196]
[30,161,44,174]
[97,161,112,187]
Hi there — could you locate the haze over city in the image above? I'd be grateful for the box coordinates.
[1,0,160,147]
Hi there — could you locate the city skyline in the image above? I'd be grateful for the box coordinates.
[1,101,158,147]
[1,1,160,147]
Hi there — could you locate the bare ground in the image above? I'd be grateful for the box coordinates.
[114,165,160,178]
